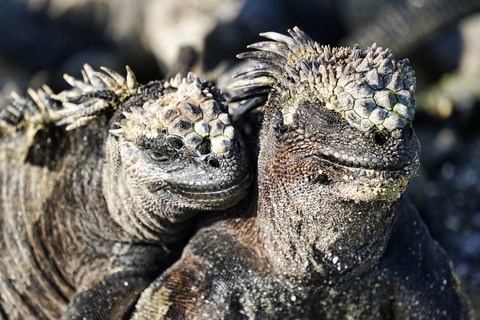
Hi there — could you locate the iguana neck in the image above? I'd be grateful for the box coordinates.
[101,135,194,244]
[256,187,397,282]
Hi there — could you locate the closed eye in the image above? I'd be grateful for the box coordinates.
[148,149,170,162]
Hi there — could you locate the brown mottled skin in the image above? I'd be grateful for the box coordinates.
[0,67,251,319]
[131,28,473,319]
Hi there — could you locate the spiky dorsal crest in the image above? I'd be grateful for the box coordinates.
[1,66,238,157]
[0,86,59,136]
[52,64,139,130]
[0,65,138,135]
[232,26,416,132]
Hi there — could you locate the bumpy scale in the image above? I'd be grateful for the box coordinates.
[0,65,251,319]
[131,27,473,319]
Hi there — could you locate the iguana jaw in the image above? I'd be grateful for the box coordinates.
[313,154,419,202]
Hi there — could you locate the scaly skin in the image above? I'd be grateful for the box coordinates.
[131,27,473,319]
[0,66,251,319]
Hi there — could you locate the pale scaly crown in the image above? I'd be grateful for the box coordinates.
[233,26,416,132]
[115,73,235,155]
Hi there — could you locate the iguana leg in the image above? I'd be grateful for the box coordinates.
[131,252,214,320]
[380,202,474,319]
[61,271,154,320]
[0,305,7,320]
[61,242,178,320]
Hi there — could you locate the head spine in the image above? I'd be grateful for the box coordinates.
[233,26,416,132]
[52,66,236,156]
[52,64,139,130]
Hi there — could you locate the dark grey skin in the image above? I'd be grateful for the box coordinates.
[0,67,251,319]
[131,28,473,319]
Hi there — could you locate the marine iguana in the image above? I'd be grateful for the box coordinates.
[131,27,473,319]
[0,65,251,319]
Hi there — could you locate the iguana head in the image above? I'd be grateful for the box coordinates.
[109,73,251,212]
[232,27,421,276]
[54,66,251,218]
[235,27,420,203]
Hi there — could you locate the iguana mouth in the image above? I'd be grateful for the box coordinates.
[314,152,420,181]
[312,154,420,202]
[315,151,420,173]
[172,170,252,197]
[146,170,252,209]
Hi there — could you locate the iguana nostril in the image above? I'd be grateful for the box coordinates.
[206,157,220,168]
[373,132,387,145]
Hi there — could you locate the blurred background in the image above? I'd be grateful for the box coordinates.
[0,0,479,313]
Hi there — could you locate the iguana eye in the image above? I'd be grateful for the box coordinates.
[311,173,330,185]
[148,149,170,162]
